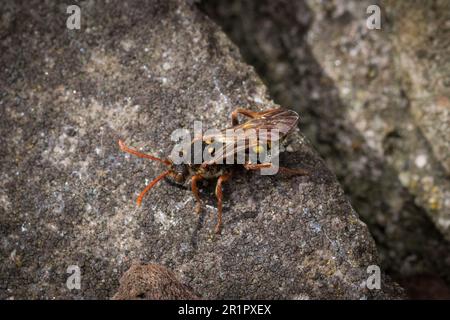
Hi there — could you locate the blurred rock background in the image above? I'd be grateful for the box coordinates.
[200,0,450,298]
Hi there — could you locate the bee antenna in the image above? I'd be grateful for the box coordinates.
[136,170,171,206]
[118,140,171,166]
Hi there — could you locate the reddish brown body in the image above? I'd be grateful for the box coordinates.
[119,107,307,234]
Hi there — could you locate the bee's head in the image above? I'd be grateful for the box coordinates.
[167,163,189,184]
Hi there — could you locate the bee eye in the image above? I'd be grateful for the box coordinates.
[175,173,184,183]
[253,145,264,153]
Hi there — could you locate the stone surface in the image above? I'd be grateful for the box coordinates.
[0,0,402,299]
[201,0,450,295]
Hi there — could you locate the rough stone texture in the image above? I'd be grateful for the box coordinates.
[0,0,403,299]
[112,263,199,299]
[200,0,450,295]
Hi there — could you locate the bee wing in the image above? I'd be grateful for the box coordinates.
[252,108,299,138]
[202,108,299,165]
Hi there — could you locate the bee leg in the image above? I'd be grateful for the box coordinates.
[214,173,231,234]
[243,163,272,170]
[191,174,203,214]
[231,108,259,126]
[278,167,308,176]
[244,163,308,176]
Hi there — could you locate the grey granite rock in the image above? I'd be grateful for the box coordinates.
[0,0,402,299]
[201,0,450,295]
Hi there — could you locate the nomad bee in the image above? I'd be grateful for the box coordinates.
[119,108,307,234]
